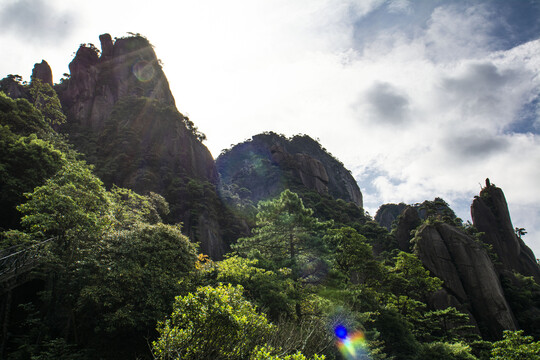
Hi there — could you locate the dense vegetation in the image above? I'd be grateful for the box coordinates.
[1,80,540,360]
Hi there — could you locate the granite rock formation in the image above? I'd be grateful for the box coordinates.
[394,206,422,252]
[31,60,53,85]
[54,34,227,258]
[415,222,518,339]
[374,203,408,231]
[471,180,540,282]
[216,132,363,208]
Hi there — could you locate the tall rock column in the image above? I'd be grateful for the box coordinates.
[471,180,540,282]
[31,60,53,85]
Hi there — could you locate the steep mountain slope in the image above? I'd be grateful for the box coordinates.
[53,34,236,257]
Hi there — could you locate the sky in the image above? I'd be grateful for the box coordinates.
[1,0,540,256]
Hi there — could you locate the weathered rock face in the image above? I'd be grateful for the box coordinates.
[270,145,330,195]
[54,34,228,258]
[217,132,363,207]
[415,222,518,339]
[0,75,28,100]
[31,60,53,85]
[374,203,408,231]
[471,182,540,282]
[58,34,175,132]
[55,34,214,184]
[375,198,459,234]
[394,206,421,252]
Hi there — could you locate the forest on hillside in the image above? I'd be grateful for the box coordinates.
[1,35,540,360]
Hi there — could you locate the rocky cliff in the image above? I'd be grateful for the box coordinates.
[31,60,53,86]
[374,203,408,231]
[380,181,540,339]
[216,132,363,210]
[57,34,175,132]
[53,34,231,258]
[471,180,540,282]
[415,222,518,339]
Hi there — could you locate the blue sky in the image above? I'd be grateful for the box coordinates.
[1,0,539,256]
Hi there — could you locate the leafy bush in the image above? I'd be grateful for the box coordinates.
[153,284,273,360]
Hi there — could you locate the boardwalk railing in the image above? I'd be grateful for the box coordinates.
[0,238,54,286]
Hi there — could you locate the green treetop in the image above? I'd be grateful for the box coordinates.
[232,190,329,279]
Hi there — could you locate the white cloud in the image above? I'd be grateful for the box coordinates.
[0,0,76,44]
[1,0,539,255]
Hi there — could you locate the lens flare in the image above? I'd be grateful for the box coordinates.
[335,325,348,339]
[334,325,371,360]
[133,60,155,82]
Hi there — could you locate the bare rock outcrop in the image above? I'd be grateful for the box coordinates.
[217,132,363,208]
[31,60,53,85]
[471,181,540,282]
[374,203,408,231]
[58,34,175,132]
[394,206,421,252]
[270,145,330,195]
[415,222,518,339]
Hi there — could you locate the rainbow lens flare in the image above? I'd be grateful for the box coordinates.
[334,326,371,360]
[132,60,155,82]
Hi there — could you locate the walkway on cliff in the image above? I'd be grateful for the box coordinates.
[0,238,53,293]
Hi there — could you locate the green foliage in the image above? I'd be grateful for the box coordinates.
[153,284,273,360]
[387,252,443,303]
[233,190,329,278]
[324,227,382,286]
[29,338,89,360]
[7,153,199,358]
[0,91,51,136]
[414,307,478,343]
[215,256,296,320]
[109,186,169,227]
[76,223,198,336]
[418,198,462,227]
[265,297,344,357]
[419,342,477,360]
[490,330,540,359]
[0,125,65,230]
[373,308,420,360]
[17,160,112,242]
[250,344,325,360]
[29,79,66,125]
[356,220,397,255]
[300,191,365,227]
[500,272,540,338]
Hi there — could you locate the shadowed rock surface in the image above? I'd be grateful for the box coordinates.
[54,34,231,258]
[471,182,540,282]
[374,203,407,231]
[216,132,363,208]
[394,206,421,252]
[415,222,518,339]
[31,60,53,86]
